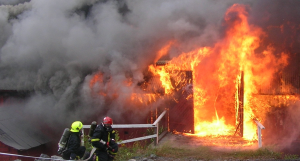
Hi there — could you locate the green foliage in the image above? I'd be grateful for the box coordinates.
[154,144,283,160]
[113,140,286,161]
[82,128,288,161]
[284,154,299,160]
[114,141,157,161]
[146,125,167,142]
[226,147,282,160]
[83,135,93,151]
[114,130,121,142]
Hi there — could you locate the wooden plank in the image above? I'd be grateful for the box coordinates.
[83,124,156,129]
[118,134,157,144]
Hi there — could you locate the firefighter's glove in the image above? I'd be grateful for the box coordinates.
[106,141,112,151]
[107,146,114,152]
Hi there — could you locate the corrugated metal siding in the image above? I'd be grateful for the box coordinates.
[0,108,51,150]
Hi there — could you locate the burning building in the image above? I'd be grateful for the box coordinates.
[1,0,300,159]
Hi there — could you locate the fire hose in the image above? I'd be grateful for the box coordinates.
[0,147,96,161]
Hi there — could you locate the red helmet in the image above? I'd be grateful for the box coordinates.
[103,116,113,126]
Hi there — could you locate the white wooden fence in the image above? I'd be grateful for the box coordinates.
[254,120,265,148]
[82,110,167,146]
[81,110,265,148]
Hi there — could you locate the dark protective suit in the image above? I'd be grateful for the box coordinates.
[62,132,86,160]
[107,139,118,161]
[91,123,118,161]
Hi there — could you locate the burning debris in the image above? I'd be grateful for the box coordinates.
[0,0,300,155]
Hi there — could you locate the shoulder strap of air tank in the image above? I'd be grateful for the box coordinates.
[65,132,72,150]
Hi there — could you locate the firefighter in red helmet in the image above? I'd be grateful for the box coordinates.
[90,116,118,161]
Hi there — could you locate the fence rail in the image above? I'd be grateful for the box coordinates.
[82,110,167,145]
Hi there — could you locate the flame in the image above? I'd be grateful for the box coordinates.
[89,71,159,106]
[149,64,174,94]
[88,3,297,147]
[130,93,158,105]
[149,3,292,142]
[154,41,175,63]
[89,72,107,96]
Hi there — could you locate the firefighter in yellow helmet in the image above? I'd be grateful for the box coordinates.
[62,121,86,160]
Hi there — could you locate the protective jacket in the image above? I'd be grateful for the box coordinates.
[91,124,116,149]
[67,132,81,152]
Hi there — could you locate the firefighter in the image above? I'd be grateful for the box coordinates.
[62,121,86,160]
[90,116,118,161]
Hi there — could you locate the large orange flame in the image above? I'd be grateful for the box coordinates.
[88,3,296,146]
[149,4,290,141]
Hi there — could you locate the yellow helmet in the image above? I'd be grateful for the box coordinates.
[70,121,83,132]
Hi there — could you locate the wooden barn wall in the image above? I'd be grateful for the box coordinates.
[258,73,300,95]
[18,144,49,161]
[0,142,17,161]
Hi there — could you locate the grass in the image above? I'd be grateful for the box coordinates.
[155,143,282,160]
[114,141,157,161]
[83,130,300,161]
[114,141,300,161]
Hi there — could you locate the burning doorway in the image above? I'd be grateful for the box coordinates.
[145,60,195,134]
[139,3,300,148]
[87,2,300,149]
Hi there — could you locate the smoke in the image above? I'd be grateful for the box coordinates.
[0,0,30,5]
[0,0,299,149]
[248,0,300,74]
[262,101,300,154]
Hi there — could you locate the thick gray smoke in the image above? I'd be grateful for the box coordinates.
[0,0,299,146]
[0,0,30,5]
[0,0,232,132]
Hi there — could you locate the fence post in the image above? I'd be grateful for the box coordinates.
[257,125,262,148]
[254,120,265,148]
[81,128,85,146]
[156,122,159,145]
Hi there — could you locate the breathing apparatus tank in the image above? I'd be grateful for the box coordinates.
[57,128,71,155]
[88,121,97,137]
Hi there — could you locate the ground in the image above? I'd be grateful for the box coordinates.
[156,132,259,150]
[128,132,297,161]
